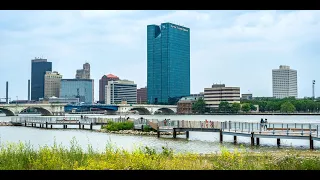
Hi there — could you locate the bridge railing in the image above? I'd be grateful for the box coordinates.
[221,121,320,137]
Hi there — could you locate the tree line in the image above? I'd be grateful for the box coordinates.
[192,97,320,114]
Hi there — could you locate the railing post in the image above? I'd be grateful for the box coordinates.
[301,124,304,136]
[282,123,283,129]
[229,122,231,132]
[287,124,289,136]
[241,122,243,132]
[273,124,275,135]
[295,123,296,129]
[309,124,312,136]
[234,122,236,132]
[317,125,319,138]
[259,122,261,134]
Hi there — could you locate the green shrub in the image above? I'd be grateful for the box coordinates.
[142,125,156,132]
[102,121,134,131]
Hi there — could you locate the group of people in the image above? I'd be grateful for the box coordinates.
[260,118,268,130]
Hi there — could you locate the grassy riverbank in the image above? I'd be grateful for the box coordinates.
[0,140,320,170]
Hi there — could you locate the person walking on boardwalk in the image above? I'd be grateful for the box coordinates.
[260,118,265,130]
[264,119,268,130]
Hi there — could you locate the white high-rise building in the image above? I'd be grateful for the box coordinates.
[105,80,137,104]
[272,65,297,99]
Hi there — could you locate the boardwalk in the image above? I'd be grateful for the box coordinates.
[9,116,320,149]
[10,116,129,130]
[152,120,320,149]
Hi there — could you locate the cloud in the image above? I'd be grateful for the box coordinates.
[0,10,320,101]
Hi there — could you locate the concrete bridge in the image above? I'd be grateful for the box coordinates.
[0,103,66,116]
[117,104,177,115]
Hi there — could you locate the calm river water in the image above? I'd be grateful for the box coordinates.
[1,114,320,153]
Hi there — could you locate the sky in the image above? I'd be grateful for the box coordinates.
[1,10,320,102]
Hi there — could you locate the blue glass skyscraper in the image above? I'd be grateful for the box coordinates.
[147,22,190,104]
[31,58,52,101]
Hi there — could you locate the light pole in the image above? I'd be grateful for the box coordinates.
[313,80,316,100]
[16,96,18,106]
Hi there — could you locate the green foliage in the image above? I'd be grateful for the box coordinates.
[219,101,231,112]
[280,101,296,113]
[250,104,257,111]
[231,103,241,113]
[102,121,134,131]
[241,97,320,113]
[192,98,207,114]
[0,141,320,170]
[241,103,251,112]
[143,125,156,132]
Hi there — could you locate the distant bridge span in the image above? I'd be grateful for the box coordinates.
[0,103,66,116]
[117,104,177,115]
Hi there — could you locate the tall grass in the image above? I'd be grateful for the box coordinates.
[0,139,320,170]
[102,121,134,131]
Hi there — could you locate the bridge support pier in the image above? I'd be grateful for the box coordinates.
[310,135,314,150]
[186,131,189,139]
[31,123,33,127]
[90,123,93,130]
[173,128,177,138]
[79,122,81,129]
[277,138,280,147]
[234,136,237,144]
[219,130,223,143]
[51,125,53,129]
[82,125,84,129]
[251,132,254,146]
[256,138,260,146]
[46,122,48,129]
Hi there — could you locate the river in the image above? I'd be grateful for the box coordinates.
[0,114,320,153]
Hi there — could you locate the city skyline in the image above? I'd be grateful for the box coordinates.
[1,10,320,101]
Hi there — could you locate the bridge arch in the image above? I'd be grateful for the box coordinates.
[130,108,151,115]
[0,108,15,116]
[20,107,53,116]
[156,108,175,115]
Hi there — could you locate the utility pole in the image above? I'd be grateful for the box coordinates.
[313,80,316,100]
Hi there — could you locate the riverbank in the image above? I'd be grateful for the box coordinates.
[0,141,319,170]
[95,129,185,136]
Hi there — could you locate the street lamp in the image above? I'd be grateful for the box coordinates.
[16,96,18,106]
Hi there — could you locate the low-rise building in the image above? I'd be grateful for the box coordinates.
[241,93,253,100]
[177,96,200,114]
[39,97,79,104]
[204,84,240,109]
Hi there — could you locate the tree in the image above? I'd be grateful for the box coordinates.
[250,104,257,111]
[192,98,206,114]
[231,103,241,113]
[280,101,296,113]
[219,101,230,112]
[241,103,251,113]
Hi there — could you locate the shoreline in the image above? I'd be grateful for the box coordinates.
[0,122,13,126]
[95,129,185,136]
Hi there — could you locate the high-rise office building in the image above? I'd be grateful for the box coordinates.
[44,71,62,98]
[60,79,94,104]
[105,80,137,104]
[76,63,90,79]
[31,58,52,101]
[147,22,190,104]
[99,74,120,103]
[272,65,298,99]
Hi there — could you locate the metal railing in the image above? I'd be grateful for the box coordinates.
[220,121,320,137]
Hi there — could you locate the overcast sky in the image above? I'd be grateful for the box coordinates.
[0,10,320,101]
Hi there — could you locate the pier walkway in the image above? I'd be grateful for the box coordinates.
[9,117,320,149]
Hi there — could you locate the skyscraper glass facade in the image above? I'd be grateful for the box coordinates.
[60,79,94,104]
[31,59,52,101]
[147,22,190,104]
